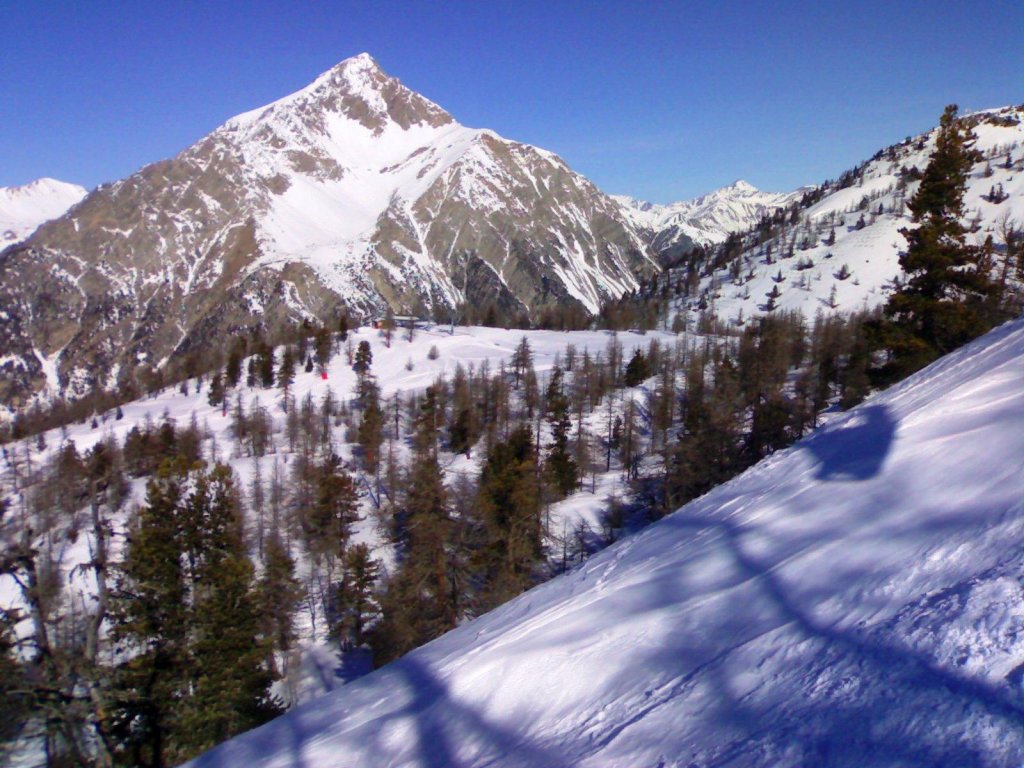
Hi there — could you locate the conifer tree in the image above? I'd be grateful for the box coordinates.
[257,532,301,678]
[256,343,275,388]
[474,425,542,609]
[353,340,373,375]
[110,463,278,766]
[511,337,532,388]
[623,348,651,387]
[381,308,396,348]
[207,371,225,407]
[180,470,279,755]
[372,387,456,664]
[448,365,479,457]
[226,345,243,389]
[333,544,381,650]
[109,464,191,767]
[313,327,333,372]
[544,366,578,498]
[277,347,296,406]
[303,453,360,563]
[871,105,997,382]
[356,380,385,478]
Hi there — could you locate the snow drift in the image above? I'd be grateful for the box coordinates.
[185,315,1024,766]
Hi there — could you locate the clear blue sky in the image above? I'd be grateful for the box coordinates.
[3,1,1022,202]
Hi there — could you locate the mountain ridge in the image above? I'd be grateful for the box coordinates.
[0,54,656,412]
[614,179,807,260]
[672,104,1024,325]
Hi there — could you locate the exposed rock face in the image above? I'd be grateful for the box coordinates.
[0,54,656,411]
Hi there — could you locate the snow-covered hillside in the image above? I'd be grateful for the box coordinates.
[187,314,1024,767]
[0,178,85,246]
[615,180,805,256]
[686,106,1024,324]
[0,324,668,645]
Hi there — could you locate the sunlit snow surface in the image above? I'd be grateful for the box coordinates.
[182,316,1024,767]
[0,178,86,246]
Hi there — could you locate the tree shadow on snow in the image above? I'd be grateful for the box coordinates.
[804,404,897,481]
[591,511,1024,767]
[363,656,566,768]
[190,651,566,767]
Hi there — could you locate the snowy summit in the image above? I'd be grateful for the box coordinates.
[0,177,86,246]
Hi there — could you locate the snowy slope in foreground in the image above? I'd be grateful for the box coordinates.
[0,178,86,246]
[188,318,1024,767]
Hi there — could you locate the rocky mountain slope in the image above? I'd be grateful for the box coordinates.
[678,106,1024,324]
[0,54,656,411]
[615,179,805,260]
[183,314,1024,768]
[0,178,86,247]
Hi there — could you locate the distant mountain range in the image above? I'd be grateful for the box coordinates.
[0,177,85,246]
[0,54,659,409]
[614,179,807,259]
[1,53,1021,415]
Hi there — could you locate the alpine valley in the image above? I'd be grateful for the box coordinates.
[4,48,1024,768]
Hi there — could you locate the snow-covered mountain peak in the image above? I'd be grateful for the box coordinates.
[616,179,803,255]
[0,177,86,247]
[720,178,757,194]
[0,56,655,411]
[224,53,454,141]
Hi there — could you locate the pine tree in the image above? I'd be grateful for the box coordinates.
[356,380,385,477]
[372,388,456,664]
[313,327,333,372]
[510,336,532,388]
[277,347,296,406]
[353,340,373,375]
[303,453,360,563]
[870,105,998,382]
[109,463,278,766]
[256,343,275,388]
[473,425,542,609]
[109,464,191,767]
[333,544,381,650]
[544,366,578,498]
[448,364,479,457]
[257,531,301,678]
[207,371,225,407]
[226,345,243,389]
[623,348,651,387]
